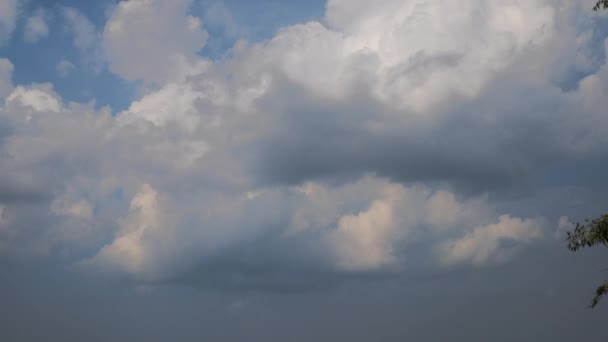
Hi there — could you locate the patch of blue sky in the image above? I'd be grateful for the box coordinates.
[195,0,326,59]
[1,34,136,112]
[555,16,608,92]
[0,0,327,111]
[0,0,134,112]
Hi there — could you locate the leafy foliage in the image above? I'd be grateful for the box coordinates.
[594,0,608,11]
[590,281,608,308]
[569,0,608,309]
[567,215,608,252]
[567,214,608,307]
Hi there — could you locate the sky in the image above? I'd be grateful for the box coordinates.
[1,0,608,341]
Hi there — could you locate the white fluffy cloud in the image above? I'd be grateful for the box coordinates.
[103,0,208,83]
[257,0,556,112]
[23,8,49,43]
[6,84,62,114]
[0,0,607,287]
[118,82,208,132]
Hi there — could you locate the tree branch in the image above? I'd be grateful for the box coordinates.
[590,281,608,308]
[594,0,608,11]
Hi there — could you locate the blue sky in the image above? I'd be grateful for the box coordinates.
[0,1,132,110]
[1,1,608,341]
[0,0,326,111]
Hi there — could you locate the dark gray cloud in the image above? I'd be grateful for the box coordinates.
[0,179,49,204]
[253,70,606,195]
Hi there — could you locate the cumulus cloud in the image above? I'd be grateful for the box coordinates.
[23,8,49,43]
[103,0,208,83]
[118,82,208,133]
[246,0,608,192]
[81,175,501,280]
[424,191,488,231]
[6,84,62,114]
[329,195,400,271]
[279,0,555,111]
[0,0,607,291]
[438,215,546,266]
[84,184,164,276]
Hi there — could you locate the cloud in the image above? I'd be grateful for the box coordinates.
[0,85,113,256]
[555,215,575,239]
[328,196,400,271]
[438,215,546,266]
[202,0,247,39]
[103,0,208,83]
[271,0,556,111]
[0,58,13,99]
[243,0,608,192]
[424,191,488,231]
[6,84,62,113]
[0,0,607,292]
[51,191,93,220]
[0,0,19,45]
[61,6,103,71]
[118,82,207,133]
[78,173,539,281]
[55,59,75,77]
[83,184,164,277]
[23,8,49,43]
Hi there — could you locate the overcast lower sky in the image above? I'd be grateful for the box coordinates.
[0,0,608,340]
